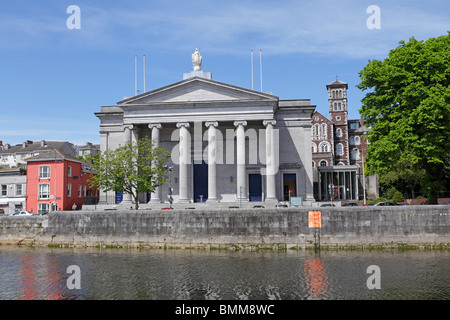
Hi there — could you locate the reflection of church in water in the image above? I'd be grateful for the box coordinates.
[95,49,317,207]
[311,80,370,201]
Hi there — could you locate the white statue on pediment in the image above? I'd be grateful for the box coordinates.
[192,48,202,71]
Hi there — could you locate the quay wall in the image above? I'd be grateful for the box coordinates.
[0,206,449,249]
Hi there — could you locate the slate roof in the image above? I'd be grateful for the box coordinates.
[1,140,71,154]
[25,149,81,163]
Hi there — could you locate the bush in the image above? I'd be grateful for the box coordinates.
[374,197,388,203]
[386,187,398,201]
[391,190,404,203]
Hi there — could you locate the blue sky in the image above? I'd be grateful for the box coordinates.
[0,0,448,146]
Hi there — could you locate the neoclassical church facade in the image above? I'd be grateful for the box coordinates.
[95,50,316,207]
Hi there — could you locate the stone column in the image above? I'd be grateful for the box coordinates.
[148,123,162,204]
[177,122,191,203]
[205,121,219,203]
[121,124,134,205]
[234,120,248,203]
[263,120,278,202]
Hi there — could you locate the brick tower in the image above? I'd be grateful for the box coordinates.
[326,80,349,165]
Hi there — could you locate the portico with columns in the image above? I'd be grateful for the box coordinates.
[95,51,316,207]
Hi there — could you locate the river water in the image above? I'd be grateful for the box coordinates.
[0,246,448,300]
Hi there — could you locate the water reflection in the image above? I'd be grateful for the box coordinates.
[21,254,37,300]
[0,247,448,300]
[304,257,328,298]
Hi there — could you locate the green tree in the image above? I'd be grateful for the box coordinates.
[88,137,171,210]
[357,33,450,204]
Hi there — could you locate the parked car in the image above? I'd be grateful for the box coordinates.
[13,210,33,216]
[440,201,450,205]
[320,203,335,207]
[396,202,410,205]
[252,205,265,208]
[374,201,398,206]
[275,204,288,208]
[342,203,358,207]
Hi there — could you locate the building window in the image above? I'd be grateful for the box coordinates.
[83,185,87,197]
[321,124,327,139]
[320,160,327,166]
[68,183,72,197]
[350,122,358,129]
[1,185,7,197]
[15,184,23,196]
[351,148,360,160]
[38,203,49,215]
[312,143,317,153]
[68,166,72,177]
[336,116,341,121]
[314,124,320,137]
[78,184,82,197]
[336,144,344,156]
[350,137,355,145]
[333,102,337,111]
[38,184,50,199]
[338,102,342,110]
[39,166,50,179]
[319,142,330,153]
[336,128,342,137]
[312,161,315,167]
[355,136,361,145]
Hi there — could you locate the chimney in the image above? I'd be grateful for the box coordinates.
[22,141,27,148]
[5,143,10,150]
[41,140,46,147]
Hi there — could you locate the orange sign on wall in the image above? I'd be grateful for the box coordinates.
[308,211,322,228]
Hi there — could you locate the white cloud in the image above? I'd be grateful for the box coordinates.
[1,1,448,57]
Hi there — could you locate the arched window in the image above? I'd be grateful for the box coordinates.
[338,102,342,110]
[336,143,343,155]
[333,102,337,111]
[349,136,355,145]
[321,124,327,138]
[320,160,327,166]
[311,143,317,153]
[355,136,360,145]
[332,91,336,99]
[312,161,315,167]
[336,128,342,137]
[319,142,330,153]
[314,124,320,137]
[351,148,359,160]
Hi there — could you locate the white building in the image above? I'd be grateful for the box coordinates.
[95,50,316,207]
[0,168,26,215]
[0,140,76,169]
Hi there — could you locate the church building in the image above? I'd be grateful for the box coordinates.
[95,49,316,207]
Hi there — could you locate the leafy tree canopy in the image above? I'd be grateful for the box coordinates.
[88,137,171,209]
[357,32,450,203]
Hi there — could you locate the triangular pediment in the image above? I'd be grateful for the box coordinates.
[118,77,277,105]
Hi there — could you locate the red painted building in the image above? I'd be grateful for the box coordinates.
[25,150,97,214]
